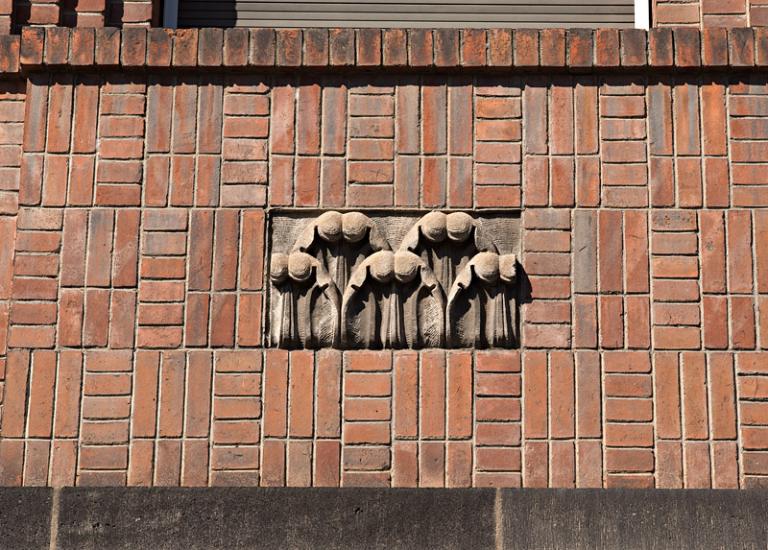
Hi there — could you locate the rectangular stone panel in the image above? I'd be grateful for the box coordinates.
[266,209,521,350]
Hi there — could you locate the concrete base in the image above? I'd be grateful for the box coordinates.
[2,488,767,549]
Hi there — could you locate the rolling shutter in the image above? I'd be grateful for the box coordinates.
[177,0,636,29]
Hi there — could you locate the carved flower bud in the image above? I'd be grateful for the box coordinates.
[316,211,343,243]
[270,253,289,284]
[288,252,314,282]
[446,212,473,242]
[369,251,394,283]
[394,251,420,283]
[500,254,517,284]
[342,211,369,243]
[474,252,500,284]
[420,211,447,243]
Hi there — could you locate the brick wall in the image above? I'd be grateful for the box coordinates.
[5,0,768,34]
[0,28,766,489]
[654,0,768,27]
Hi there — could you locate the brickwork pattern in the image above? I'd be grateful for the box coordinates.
[8,0,153,30]
[6,27,768,75]
[0,30,767,488]
[655,0,768,27]
[7,1,768,34]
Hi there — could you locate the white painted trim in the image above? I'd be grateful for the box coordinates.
[163,0,179,28]
[634,0,650,29]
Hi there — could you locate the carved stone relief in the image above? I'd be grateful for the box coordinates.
[267,210,521,349]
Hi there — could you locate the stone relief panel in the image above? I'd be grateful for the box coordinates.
[267,210,521,349]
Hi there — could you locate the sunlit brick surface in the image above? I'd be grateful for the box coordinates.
[0,29,766,489]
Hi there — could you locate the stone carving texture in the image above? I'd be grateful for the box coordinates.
[268,211,520,349]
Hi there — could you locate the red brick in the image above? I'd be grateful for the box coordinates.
[702,296,727,351]
[461,29,485,66]
[539,29,565,67]
[434,29,458,67]
[523,441,547,487]
[605,374,652,399]
[652,440,681,488]
[731,296,756,350]
[595,29,620,67]
[147,29,173,67]
[356,29,380,66]
[329,28,353,66]
[567,29,592,68]
[728,211,754,293]
[20,28,44,66]
[679,353,707,441]
[249,29,275,66]
[476,423,521,446]
[314,441,340,487]
[263,349,288,437]
[546,352,573,439]
[488,29,512,67]
[729,28,754,67]
[605,398,654,423]
[621,29,646,67]
[599,296,623,350]
[382,29,407,66]
[514,30,539,67]
[344,422,391,445]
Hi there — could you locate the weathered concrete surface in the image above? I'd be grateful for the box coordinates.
[0,488,52,550]
[501,489,768,549]
[56,488,497,549]
[3,488,768,549]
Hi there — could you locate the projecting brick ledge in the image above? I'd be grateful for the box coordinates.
[0,27,766,74]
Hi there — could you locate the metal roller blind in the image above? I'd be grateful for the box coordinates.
[177,0,636,28]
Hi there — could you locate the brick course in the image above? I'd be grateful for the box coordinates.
[0,28,766,488]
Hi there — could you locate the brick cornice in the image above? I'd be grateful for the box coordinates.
[0,26,766,74]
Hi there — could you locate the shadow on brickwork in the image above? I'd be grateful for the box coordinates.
[32,70,768,98]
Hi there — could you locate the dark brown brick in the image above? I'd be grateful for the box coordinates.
[729,28,755,67]
[20,27,44,66]
[540,29,566,67]
[198,28,224,67]
[172,29,198,67]
[674,28,701,67]
[434,29,459,67]
[621,29,646,67]
[649,28,673,67]
[701,28,728,67]
[147,29,173,67]
[44,27,69,66]
[567,29,593,68]
[595,29,620,68]
[121,27,147,67]
[329,28,354,66]
[303,29,328,67]
[408,29,433,67]
[249,28,275,66]
[223,28,249,67]
[70,28,94,67]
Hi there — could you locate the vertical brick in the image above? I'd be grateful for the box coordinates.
[158,352,185,438]
[576,351,601,438]
[264,349,288,438]
[420,351,445,439]
[550,352,574,439]
[447,352,472,439]
[394,351,417,439]
[289,351,314,438]
[27,351,56,438]
[655,353,681,439]
[523,352,547,438]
